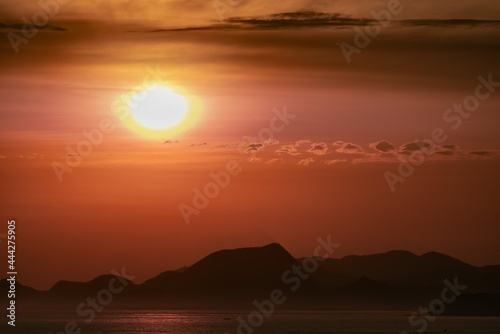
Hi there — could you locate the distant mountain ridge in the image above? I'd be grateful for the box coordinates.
[50,275,136,297]
[1,244,499,313]
[315,250,500,293]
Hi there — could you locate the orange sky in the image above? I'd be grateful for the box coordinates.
[1,0,500,290]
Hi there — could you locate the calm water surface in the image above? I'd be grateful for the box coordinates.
[2,310,500,333]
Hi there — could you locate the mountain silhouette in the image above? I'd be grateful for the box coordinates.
[0,279,44,301]
[179,243,298,291]
[316,250,500,293]
[49,274,136,298]
[2,244,499,314]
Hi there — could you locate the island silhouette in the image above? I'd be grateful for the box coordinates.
[2,243,499,315]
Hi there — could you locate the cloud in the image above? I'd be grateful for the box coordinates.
[333,141,365,154]
[298,158,314,166]
[146,12,368,32]
[20,153,45,159]
[0,22,68,32]
[435,150,455,156]
[143,12,500,32]
[247,157,262,163]
[225,139,497,165]
[190,142,208,147]
[307,142,328,155]
[400,141,432,153]
[215,142,238,148]
[276,144,300,155]
[325,159,347,165]
[434,144,459,156]
[469,150,495,157]
[245,143,264,153]
[264,138,280,146]
[164,140,180,144]
[401,19,500,28]
[224,12,367,29]
[369,140,395,153]
[265,158,283,165]
[295,139,311,147]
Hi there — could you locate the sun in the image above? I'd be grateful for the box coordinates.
[115,85,200,138]
[129,87,187,129]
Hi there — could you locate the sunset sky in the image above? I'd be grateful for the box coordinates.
[1,0,499,290]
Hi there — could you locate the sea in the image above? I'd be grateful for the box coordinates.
[1,310,500,333]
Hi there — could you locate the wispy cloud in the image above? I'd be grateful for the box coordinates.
[333,141,365,154]
[307,142,328,155]
[245,143,265,153]
[325,159,347,165]
[0,22,67,31]
[142,12,500,32]
[298,157,314,166]
[469,150,495,157]
[369,140,396,153]
[265,158,283,165]
[276,144,300,156]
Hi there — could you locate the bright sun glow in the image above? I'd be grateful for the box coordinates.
[129,87,187,129]
[115,85,201,138]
